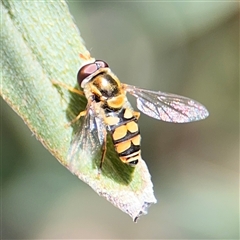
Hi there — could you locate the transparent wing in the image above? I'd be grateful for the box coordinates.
[124,84,209,123]
[67,102,106,174]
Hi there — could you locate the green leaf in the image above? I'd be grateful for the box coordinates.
[0,0,156,221]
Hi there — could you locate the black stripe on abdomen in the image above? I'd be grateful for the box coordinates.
[118,142,141,157]
[112,128,140,144]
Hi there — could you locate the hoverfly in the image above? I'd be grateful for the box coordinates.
[54,59,209,173]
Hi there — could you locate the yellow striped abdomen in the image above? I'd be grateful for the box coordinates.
[105,108,141,166]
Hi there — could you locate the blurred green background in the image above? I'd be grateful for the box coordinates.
[2,2,239,239]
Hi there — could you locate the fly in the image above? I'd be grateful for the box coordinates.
[53,59,209,174]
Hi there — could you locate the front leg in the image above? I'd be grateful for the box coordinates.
[52,79,84,96]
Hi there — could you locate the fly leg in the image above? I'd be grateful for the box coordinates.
[65,96,94,127]
[98,129,107,177]
[51,80,84,96]
[52,80,86,127]
[64,110,86,128]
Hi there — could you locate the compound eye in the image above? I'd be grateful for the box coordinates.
[77,60,109,86]
[95,60,109,68]
[77,63,98,85]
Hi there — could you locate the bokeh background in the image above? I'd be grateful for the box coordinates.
[2,2,239,239]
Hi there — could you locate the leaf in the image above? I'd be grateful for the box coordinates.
[0,0,156,221]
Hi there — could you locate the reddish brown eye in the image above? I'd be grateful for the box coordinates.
[77,60,109,86]
[77,63,98,86]
[95,60,109,68]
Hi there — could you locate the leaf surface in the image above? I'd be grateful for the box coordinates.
[0,0,156,221]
